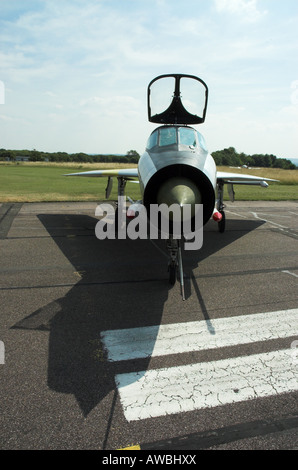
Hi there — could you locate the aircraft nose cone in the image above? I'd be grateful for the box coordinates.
[156,177,201,218]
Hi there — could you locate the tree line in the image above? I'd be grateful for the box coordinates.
[0,149,140,164]
[0,147,296,169]
[212,147,296,169]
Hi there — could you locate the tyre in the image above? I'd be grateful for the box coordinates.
[218,210,225,233]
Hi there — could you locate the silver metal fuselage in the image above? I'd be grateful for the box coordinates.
[138,126,217,226]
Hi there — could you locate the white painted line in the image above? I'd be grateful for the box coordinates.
[250,212,288,229]
[101,309,298,362]
[282,270,298,279]
[225,210,248,219]
[253,212,291,219]
[116,349,298,421]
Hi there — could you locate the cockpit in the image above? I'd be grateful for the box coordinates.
[147,74,208,125]
[146,75,209,155]
[146,126,208,153]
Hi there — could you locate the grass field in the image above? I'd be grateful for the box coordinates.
[0,162,140,202]
[0,161,297,203]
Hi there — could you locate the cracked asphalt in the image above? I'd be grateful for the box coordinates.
[0,200,297,450]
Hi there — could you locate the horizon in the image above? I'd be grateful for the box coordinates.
[2,147,297,167]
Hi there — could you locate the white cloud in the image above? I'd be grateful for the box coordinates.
[0,114,13,122]
[79,95,141,119]
[214,0,267,22]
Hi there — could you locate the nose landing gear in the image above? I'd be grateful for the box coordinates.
[167,237,185,300]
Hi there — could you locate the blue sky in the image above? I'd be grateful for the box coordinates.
[0,0,297,160]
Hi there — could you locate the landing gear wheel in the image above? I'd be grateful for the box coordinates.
[169,263,177,285]
[218,210,225,233]
[114,206,119,233]
[166,239,185,300]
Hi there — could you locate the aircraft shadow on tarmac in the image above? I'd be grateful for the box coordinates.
[12,213,265,416]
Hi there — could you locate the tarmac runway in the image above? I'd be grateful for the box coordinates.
[0,200,297,450]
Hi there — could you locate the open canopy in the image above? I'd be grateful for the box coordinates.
[147,74,208,125]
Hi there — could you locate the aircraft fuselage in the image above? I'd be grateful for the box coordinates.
[138,125,217,226]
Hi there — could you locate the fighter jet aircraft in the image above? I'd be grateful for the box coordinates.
[66,74,277,299]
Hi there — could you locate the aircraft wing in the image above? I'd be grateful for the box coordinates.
[217,171,278,186]
[65,168,139,199]
[65,168,139,179]
[216,171,278,202]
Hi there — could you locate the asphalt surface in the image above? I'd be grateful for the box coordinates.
[0,200,297,450]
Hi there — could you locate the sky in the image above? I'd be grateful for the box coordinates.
[0,0,298,160]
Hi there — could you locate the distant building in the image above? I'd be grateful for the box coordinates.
[16,156,30,162]
[5,155,30,162]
